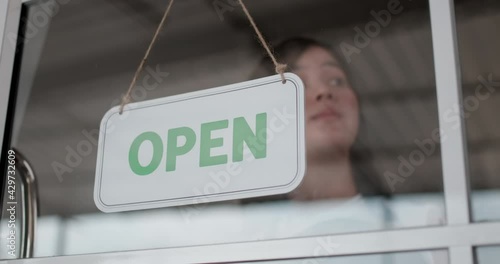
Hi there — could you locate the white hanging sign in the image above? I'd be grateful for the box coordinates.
[94,73,306,212]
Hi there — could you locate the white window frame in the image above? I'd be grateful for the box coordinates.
[0,0,20,164]
[1,0,499,263]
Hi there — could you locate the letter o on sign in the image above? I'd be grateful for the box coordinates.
[129,132,163,175]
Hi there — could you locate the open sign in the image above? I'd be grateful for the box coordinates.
[94,73,306,212]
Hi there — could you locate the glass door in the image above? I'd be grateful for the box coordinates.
[0,0,499,263]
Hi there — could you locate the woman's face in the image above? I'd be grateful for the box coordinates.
[294,46,359,159]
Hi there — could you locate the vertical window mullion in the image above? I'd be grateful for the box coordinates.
[450,246,474,264]
[428,0,471,225]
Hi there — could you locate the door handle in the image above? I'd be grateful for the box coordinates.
[14,149,38,258]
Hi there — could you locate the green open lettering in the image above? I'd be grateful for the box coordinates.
[128,113,269,175]
[199,120,228,167]
[166,127,196,172]
[129,131,163,176]
[232,113,267,162]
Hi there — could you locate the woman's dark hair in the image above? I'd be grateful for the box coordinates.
[251,37,388,197]
[251,37,351,82]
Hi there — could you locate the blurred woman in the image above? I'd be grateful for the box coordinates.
[253,37,381,200]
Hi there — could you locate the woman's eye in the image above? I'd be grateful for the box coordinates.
[329,78,344,87]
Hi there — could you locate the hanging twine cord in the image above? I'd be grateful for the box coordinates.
[119,0,286,114]
[119,0,175,114]
[237,0,287,84]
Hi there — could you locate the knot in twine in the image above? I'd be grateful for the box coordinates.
[275,63,288,83]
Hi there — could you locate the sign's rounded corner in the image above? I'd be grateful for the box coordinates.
[283,72,300,81]
[285,162,307,194]
[102,106,120,122]
[93,189,113,213]
[283,72,304,87]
